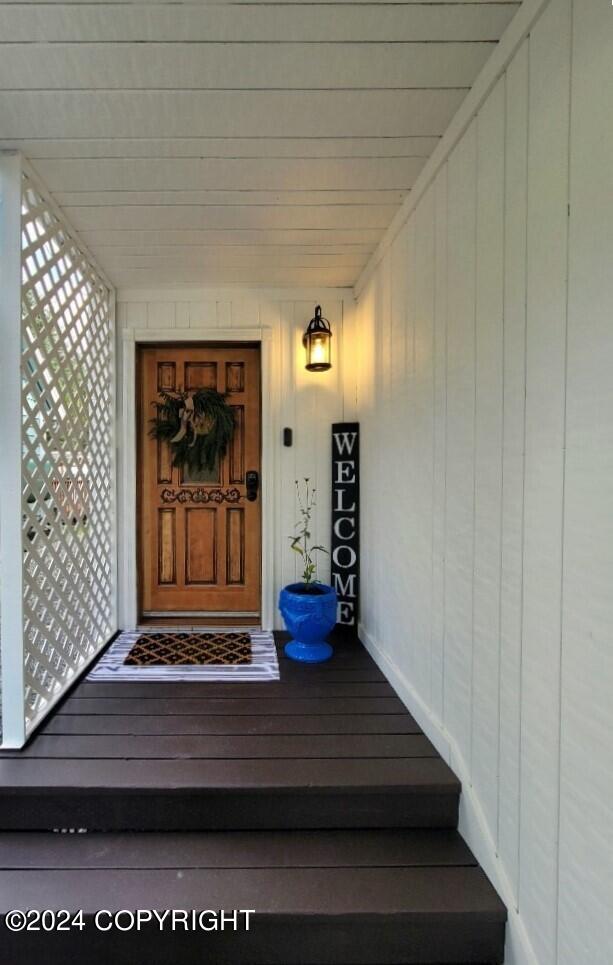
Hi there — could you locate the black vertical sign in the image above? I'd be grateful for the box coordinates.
[331,422,359,633]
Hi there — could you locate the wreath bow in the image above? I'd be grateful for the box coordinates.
[170,392,194,444]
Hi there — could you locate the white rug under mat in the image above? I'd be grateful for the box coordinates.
[87,627,280,682]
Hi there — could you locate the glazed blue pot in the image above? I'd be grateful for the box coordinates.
[279,583,337,663]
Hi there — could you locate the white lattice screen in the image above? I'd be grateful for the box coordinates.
[20,173,115,734]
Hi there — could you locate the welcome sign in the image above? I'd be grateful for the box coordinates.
[331,422,359,632]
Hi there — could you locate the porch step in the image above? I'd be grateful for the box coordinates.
[0,830,506,964]
[0,754,459,830]
[0,647,458,830]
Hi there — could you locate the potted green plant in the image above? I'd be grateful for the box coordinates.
[278,479,337,663]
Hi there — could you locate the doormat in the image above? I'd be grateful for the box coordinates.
[125,631,252,666]
[87,628,279,681]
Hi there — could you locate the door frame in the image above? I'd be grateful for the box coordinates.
[120,326,274,630]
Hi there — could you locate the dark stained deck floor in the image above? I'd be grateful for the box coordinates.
[0,633,460,831]
[0,633,506,964]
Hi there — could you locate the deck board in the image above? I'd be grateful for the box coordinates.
[0,866,504,916]
[0,755,458,790]
[76,680,394,698]
[3,733,437,760]
[40,713,421,736]
[57,696,406,716]
[0,829,477,870]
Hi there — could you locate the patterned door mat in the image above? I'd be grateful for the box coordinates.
[87,628,279,681]
[125,631,252,666]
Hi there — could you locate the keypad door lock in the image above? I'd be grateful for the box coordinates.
[246,470,259,502]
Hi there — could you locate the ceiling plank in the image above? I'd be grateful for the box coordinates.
[78,228,386,247]
[33,156,426,192]
[52,190,407,207]
[92,244,375,258]
[0,5,520,44]
[0,43,494,90]
[8,137,441,161]
[64,204,398,231]
[97,251,372,269]
[1,1,521,6]
[105,265,362,287]
[1,90,466,139]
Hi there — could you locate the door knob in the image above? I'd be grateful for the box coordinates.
[246,470,259,502]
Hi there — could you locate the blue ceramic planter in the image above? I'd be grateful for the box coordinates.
[279,583,337,663]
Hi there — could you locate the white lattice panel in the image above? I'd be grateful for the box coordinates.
[20,174,114,733]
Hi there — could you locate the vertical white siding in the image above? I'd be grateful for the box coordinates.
[520,2,571,960]
[430,166,448,725]
[117,289,350,628]
[412,187,435,703]
[401,218,417,676]
[498,36,529,904]
[350,0,613,961]
[472,75,505,845]
[444,119,477,769]
[558,0,613,961]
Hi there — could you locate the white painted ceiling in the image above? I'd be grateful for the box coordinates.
[0,0,520,289]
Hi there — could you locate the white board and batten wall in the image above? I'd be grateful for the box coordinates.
[348,0,613,963]
[115,289,354,629]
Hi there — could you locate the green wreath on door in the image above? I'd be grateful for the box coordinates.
[150,389,236,474]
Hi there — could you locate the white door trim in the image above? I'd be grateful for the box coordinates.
[120,327,274,630]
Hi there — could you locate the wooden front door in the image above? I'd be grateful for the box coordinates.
[138,344,261,617]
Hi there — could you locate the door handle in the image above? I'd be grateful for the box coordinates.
[246,470,259,502]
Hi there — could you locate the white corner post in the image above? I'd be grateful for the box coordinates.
[0,152,26,748]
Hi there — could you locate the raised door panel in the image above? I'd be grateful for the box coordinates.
[185,509,218,585]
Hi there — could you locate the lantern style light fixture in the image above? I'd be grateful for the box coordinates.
[303,305,332,372]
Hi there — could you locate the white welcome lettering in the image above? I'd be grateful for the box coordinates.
[333,517,355,541]
[332,545,357,569]
[335,460,356,484]
[334,488,356,512]
[333,432,357,456]
[333,573,356,597]
[337,601,355,625]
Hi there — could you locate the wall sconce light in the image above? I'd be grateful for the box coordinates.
[303,305,332,372]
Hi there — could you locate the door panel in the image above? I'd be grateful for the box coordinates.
[139,344,261,615]
[185,508,217,585]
